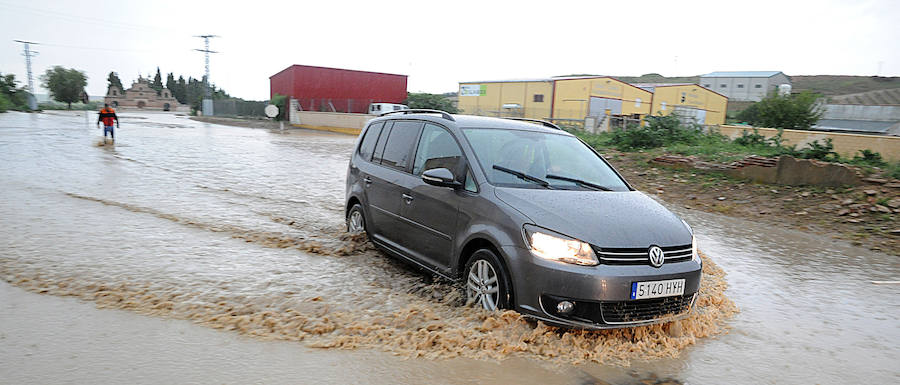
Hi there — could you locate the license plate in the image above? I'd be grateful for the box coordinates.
[630,278,685,300]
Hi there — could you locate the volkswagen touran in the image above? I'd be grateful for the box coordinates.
[345,110,702,329]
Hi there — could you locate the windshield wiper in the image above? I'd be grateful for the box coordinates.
[492,165,552,189]
[545,174,612,191]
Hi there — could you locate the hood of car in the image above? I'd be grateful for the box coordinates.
[494,188,692,248]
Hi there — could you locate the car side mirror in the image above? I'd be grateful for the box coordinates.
[422,168,460,188]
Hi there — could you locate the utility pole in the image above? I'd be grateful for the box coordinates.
[194,35,218,116]
[13,40,39,94]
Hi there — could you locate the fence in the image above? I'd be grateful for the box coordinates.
[212,99,268,117]
[292,98,380,114]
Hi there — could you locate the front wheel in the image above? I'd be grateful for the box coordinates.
[464,249,512,311]
[346,204,366,234]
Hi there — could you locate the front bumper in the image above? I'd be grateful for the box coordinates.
[501,245,702,330]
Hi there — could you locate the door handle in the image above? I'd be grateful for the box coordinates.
[402,193,414,204]
[363,176,372,186]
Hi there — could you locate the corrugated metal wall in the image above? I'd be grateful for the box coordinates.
[270,65,407,114]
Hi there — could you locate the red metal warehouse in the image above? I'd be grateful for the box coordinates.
[269,65,408,114]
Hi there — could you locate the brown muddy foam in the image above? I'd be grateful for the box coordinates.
[63,192,359,255]
[5,194,738,366]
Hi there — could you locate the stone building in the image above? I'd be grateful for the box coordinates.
[104,77,179,110]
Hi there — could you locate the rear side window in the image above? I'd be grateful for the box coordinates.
[379,121,423,171]
[372,123,392,164]
[357,122,384,161]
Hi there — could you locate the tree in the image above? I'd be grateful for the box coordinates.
[107,71,123,91]
[0,73,29,112]
[270,93,287,121]
[185,76,205,112]
[150,67,163,95]
[40,66,87,109]
[404,92,458,113]
[165,72,176,96]
[736,91,823,130]
[175,76,187,104]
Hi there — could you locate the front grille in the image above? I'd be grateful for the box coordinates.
[600,293,694,323]
[592,244,693,265]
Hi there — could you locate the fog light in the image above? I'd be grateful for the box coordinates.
[556,300,575,314]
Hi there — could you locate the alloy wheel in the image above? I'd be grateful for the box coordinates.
[347,209,365,233]
[466,259,500,310]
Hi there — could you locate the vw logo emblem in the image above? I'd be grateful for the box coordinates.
[648,246,664,267]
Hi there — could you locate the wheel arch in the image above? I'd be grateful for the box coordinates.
[457,236,515,306]
[345,196,361,218]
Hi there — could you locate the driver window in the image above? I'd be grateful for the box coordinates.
[412,123,463,176]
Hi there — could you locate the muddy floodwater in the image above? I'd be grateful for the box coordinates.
[1,111,897,384]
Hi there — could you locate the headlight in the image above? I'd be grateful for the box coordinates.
[523,224,598,266]
[691,236,701,263]
[682,219,700,263]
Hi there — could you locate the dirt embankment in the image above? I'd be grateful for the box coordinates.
[603,151,899,255]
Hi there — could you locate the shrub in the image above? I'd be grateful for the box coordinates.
[733,129,768,147]
[610,125,665,149]
[0,73,30,111]
[798,138,839,161]
[851,149,887,167]
[737,91,823,130]
[608,114,701,150]
[0,93,13,112]
[888,163,900,180]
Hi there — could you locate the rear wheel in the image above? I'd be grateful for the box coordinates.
[464,249,511,311]
[346,204,366,234]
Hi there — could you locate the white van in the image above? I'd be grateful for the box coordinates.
[368,103,409,115]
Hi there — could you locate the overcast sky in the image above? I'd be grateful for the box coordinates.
[2,0,898,101]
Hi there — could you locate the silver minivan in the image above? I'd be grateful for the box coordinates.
[345,110,701,329]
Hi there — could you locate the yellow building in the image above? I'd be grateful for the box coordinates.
[458,76,653,123]
[458,79,554,119]
[551,77,652,121]
[634,83,728,125]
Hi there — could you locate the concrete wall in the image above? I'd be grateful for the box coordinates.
[822,104,900,121]
[718,125,900,162]
[289,107,372,135]
[727,156,862,187]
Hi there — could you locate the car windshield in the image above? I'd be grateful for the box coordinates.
[461,128,630,191]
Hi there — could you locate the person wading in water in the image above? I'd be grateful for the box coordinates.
[97,104,119,143]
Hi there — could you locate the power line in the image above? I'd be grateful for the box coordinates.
[13,40,38,94]
[36,42,159,53]
[0,1,176,35]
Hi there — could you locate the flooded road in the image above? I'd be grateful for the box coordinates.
[1,111,897,384]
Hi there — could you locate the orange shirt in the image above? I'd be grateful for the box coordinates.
[98,108,117,126]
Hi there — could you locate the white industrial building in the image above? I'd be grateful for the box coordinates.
[699,71,791,101]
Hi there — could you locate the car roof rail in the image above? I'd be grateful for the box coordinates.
[503,117,562,130]
[379,109,456,121]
